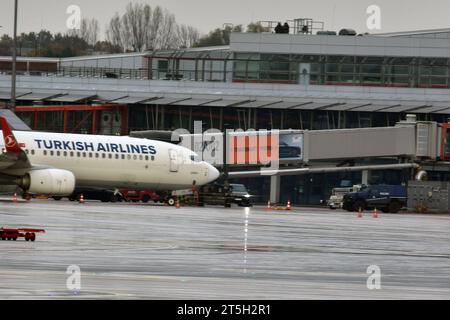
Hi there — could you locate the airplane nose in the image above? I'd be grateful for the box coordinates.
[207,163,220,182]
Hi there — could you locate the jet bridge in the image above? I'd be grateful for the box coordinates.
[132,115,443,203]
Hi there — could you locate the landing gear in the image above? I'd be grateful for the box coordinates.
[166,197,176,206]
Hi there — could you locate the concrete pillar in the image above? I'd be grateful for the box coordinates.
[270,175,281,203]
[362,170,371,185]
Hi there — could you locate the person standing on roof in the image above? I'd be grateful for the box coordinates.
[283,22,290,34]
[274,22,283,34]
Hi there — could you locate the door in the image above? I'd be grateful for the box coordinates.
[299,63,310,85]
[169,149,179,172]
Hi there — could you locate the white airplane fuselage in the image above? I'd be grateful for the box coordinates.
[0,130,220,191]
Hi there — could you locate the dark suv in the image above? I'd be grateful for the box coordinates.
[342,184,407,213]
[196,183,252,207]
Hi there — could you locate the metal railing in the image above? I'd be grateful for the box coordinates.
[2,65,450,89]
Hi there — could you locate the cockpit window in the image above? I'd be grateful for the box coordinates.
[190,154,201,162]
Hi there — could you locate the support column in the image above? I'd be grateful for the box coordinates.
[270,175,281,204]
[362,170,371,185]
[91,110,97,135]
[63,110,69,133]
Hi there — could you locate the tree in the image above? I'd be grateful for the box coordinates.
[246,22,270,33]
[177,25,200,49]
[193,25,242,47]
[105,2,200,52]
[106,13,123,50]
[0,35,13,55]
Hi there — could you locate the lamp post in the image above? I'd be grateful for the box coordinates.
[10,0,18,111]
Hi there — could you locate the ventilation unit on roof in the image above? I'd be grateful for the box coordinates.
[317,31,337,35]
[338,29,357,36]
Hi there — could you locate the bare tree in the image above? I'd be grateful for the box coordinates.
[145,5,163,50]
[106,13,123,50]
[176,25,200,48]
[73,18,99,47]
[122,3,149,52]
[105,2,200,52]
[156,9,177,50]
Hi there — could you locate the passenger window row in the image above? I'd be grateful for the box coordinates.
[25,149,155,161]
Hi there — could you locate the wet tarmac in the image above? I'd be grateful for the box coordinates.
[0,199,449,299]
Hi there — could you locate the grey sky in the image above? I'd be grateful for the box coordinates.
[1,0,450,39]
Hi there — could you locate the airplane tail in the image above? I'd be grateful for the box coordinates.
[0,116,22,153]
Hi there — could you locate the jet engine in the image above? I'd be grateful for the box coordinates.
[20,169,76,196]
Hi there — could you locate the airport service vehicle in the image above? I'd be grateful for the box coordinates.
[181,182,252,207]
[120,189,161,203]
[327,185,362,209]
[0,227,45,242]
[0,117,219,198]
[342,184,407,213]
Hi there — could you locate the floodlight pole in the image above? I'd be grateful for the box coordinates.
[10,0,18,111]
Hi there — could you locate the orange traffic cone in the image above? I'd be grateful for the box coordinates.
[176,199,180,209]
[287,200,291,210]
[357,207,363,218]
[79,194,85,204]
[373,208,379,219]
[13,193,17,203]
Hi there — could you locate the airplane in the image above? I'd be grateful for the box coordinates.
[0,116,220,198]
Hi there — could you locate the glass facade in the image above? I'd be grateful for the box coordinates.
[233,53,450,88]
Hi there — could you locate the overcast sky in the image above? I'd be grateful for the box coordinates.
[1,0,450,38]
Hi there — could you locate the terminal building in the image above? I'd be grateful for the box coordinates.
[2,19,450,204]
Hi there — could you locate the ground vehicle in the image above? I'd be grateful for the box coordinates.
[228,184,253,207]
[342,184,407,213]
[327,185,362,209]
[180,182,252,207]
[63,187,122,203]
[0,228,45,241]
[120,189,161,203]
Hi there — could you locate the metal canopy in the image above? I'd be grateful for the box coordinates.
[412,105,450,114]
[47,94,97,103]
[172,98,222,106]
[259,101,311,109]
[202,99,249,107]
[143,97,190,105]
[17,92,62,101]
[290,102,334,110]
[0,91,30,100]
[235,100,281,108]
[435,108,450,114]
[324,103,370,111]
[350,104,397,112]
[380,104,426,113]
[96,93,129,102]
[110,96,158,104]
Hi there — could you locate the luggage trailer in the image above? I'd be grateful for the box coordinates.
[0,228,45,241]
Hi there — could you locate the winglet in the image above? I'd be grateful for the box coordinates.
[0,116,22,153]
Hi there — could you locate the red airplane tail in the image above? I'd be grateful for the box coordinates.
[0,116,22,153]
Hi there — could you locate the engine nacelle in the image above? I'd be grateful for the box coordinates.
[21,169,76,196]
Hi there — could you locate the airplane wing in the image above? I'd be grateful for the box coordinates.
[0,116,32,172]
